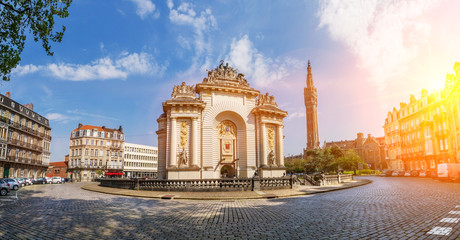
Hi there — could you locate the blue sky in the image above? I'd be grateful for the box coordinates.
[2,0,460,162]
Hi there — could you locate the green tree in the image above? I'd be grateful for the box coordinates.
[0,0,72,81]
[285,158,308,173]
[336,149,364,175]
[95,169,104,177]
[304,148,336,173]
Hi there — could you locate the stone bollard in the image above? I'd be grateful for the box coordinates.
[252,177,260,191]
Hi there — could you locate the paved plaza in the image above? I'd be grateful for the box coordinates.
[0,177,459,239]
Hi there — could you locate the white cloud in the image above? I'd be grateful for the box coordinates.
[12,52,165,81]
[225,35,303,88]
[67,109,120,121]
[285,111,306,121]
[168,0,217,56]
[128,0,159,19]
[45,113,70,123]
[11,64,42,76]
[48,58,127,81]
[317,0,438,87]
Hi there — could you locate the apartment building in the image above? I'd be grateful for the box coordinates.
[384,62,460,171]
[0,92,52,178]
[67,123,124,181]
[123,143,158,178]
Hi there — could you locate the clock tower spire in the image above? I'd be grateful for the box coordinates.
[304,60,320,150]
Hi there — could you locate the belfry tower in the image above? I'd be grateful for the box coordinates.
[304,60,320,149]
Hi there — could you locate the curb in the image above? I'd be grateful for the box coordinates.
[81,178,373,200]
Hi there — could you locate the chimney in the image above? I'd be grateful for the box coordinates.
[357,133,364,139]
[78,123,83,128]
[367,134,372,139]
[30,102,33,110]
[5,92,11,98]
[119,126,123,132]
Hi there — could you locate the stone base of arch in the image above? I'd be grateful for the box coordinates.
[259,166,287,178]
[166,167,201,180]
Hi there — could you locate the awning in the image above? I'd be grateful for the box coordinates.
[106,172,123,176]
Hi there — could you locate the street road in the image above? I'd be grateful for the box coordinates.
[0,176,459,239]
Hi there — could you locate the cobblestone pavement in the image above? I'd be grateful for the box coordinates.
[0,177,459,240]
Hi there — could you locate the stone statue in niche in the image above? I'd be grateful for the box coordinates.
[179,148,188,166]
[268,150,276,166]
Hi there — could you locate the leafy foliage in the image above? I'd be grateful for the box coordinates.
[289,147,366,174]
[336,149,365,174]
[0,0,72,81]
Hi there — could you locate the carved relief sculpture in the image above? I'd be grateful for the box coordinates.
[203,60,249,87]
[267,127,275,151]
[172,82,196,99]
[257,93,277,107]
[180,121,188,148]
[218,120,236,138]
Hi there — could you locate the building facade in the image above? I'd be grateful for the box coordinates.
[0,92,51,178]
[123,143,158,178]
[383,62,460,171]
[67,123,124,181]
[304,61,320,150]
[157,61,288,179]
[46,161,68,178]
[323,133,386,170]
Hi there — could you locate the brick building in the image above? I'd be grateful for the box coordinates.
[46,161,68,178]
[323,133,386,170]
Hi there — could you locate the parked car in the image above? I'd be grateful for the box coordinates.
[51,177,62,184]
[16,178,26,187]
[33,178,47,184]
[381,170,392,177]
[404,171,411,177]
[398,171,406,177]
[0,179,11,196]
[45,177,53,184]
[437,163,460,181]
[24,178,33,185]
[3,178,20,190]
[410,170,419,177]
[391,171,399,177]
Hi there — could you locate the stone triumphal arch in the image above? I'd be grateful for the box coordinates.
[157,61,288,179]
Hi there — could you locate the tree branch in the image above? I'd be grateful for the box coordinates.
[0,1,30,14]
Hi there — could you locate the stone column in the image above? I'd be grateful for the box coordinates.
[261,122,267,167]
[191,117,198,167]
[170,117,177,167]
[278,124,284,167]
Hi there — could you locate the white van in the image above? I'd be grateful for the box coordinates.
[437,163,460,181]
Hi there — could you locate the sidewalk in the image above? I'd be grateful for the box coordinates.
[81,177,372,200]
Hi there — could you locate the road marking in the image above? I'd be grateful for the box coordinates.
[440,218,460,223]
[448,210,460,214]
[427,227,452,236]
